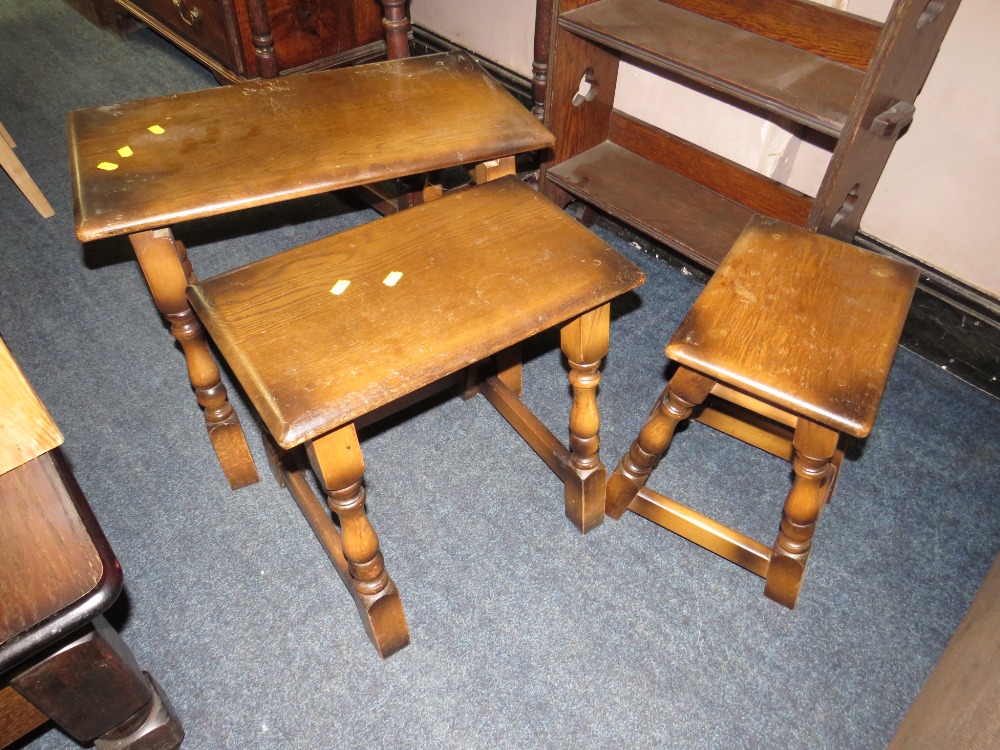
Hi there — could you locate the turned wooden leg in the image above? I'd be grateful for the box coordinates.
[245,0,279,78]
[531,0,554,120]
[560,304,611,534]
[380,0,411,60]
[764,419,839,609]
[307,425,409,658]
[9,616,183,749]
[606,366,714,520]
[131,229,259,490]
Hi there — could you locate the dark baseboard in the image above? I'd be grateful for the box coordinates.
[412,27,1000,400]
[856,233,1000,399]
[411,24,533,110]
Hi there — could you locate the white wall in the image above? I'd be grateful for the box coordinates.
[410,0,536,76]
[862,0,1000,296]
[410,0,1000,297]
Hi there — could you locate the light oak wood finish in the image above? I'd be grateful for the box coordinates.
[538,0,961,269]
[561,303,611,533]
[0,686,46,748]
[606,216,918,608]
[307,426,409,657]
[0,338,63,476]
[188,177,645,654]
[0,122,54,219]
[67,51,553,488]
[188,178,634,449]
[131,228,259,489]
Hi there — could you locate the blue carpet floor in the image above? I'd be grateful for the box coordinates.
[2,2,999,748]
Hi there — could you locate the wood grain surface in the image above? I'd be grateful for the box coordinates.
[559,0,864,136]
[663,0,881,70]
[69,52,554,241]
[0,455,102,645]
[189,176,645,448]
[667,215,919,436]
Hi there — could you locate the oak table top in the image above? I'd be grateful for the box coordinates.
[67,51,554,242]
[668,214,919,437]
[189,176,646,449]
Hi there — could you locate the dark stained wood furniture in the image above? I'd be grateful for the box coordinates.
[187,177,646,656]
[0,339,183,749]
[536,0,961,268]
[105,0,410,82]
[67,51,554,491]
[62,0,120,29]
[605,216,918,608]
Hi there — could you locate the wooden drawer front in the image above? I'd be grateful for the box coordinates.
[267,0,384,72]
[133,0,243,73]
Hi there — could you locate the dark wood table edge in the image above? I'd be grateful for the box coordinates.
[0,449,123,676]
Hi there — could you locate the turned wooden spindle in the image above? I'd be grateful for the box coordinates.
[764,421,838,608]
[246,0,279,78]
[605,367,713,519]
[307,425,408,657]
[185,178,644,654]
[560,304,610,534]
[531,0,555,119]
[380,0,411,60]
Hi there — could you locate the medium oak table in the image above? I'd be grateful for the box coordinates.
[188,177,646,656]
[67,51,554,490]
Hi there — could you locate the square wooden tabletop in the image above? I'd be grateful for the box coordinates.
[668,215,919,436]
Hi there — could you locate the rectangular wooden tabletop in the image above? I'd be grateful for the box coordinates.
[189,177,646,449]
[68,52,554,242]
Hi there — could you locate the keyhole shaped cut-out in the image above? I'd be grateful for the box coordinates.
[918,0,946,29]
[830,183,860,229]
[572,69,599,107]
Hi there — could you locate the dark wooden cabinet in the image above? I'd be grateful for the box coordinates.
[110,0,394,81]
